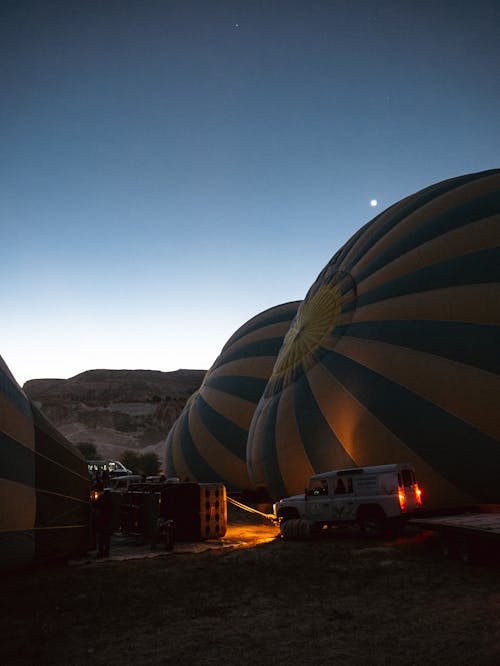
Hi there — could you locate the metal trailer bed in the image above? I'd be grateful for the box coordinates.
[411,507,500,563]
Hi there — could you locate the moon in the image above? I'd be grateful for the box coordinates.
[370,199,378,207]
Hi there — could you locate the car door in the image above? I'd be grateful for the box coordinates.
[331,476,356,522]
[305,479,333,523]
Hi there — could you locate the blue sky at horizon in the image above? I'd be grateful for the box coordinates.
[2,0,499,385]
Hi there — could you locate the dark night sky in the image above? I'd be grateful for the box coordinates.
[2,0,499,383]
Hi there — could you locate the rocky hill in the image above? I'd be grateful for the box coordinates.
[23,368,206,464]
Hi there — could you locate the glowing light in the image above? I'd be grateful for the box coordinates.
[398,487,406,511]
[370,199,378,207]
[415,485,423,505]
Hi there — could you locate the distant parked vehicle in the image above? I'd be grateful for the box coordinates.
[87,460,133,479]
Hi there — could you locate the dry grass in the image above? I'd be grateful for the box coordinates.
[2,523,500,665]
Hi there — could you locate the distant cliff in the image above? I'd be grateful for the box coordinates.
[24,369,205,463]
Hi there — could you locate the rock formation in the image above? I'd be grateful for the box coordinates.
[24,369,205,463]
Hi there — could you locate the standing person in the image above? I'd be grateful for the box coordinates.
[95,489,113,558]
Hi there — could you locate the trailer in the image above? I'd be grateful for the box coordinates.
[119,481,227,548]
[411,505,500,563]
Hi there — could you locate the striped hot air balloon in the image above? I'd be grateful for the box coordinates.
[165,301,300,491]
[247,169,500,509]
[0,357,37,569]
[0,356,90,570]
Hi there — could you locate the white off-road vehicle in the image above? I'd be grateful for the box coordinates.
[273,463,423,538]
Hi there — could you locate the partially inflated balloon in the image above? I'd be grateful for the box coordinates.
[165,301,300,490]
[247,169,500,508]
[0,356,89,569]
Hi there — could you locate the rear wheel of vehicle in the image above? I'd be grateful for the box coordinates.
[358,507,385,537]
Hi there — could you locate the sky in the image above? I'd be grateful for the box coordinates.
[2,0,499,386]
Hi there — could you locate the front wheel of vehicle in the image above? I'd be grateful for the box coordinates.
[280,518,311,540]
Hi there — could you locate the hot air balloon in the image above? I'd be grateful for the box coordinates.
[0,356,90,570]
[165,301,300,491]
[247,169,500,509]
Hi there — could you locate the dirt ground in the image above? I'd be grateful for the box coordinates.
[2,514,500,666]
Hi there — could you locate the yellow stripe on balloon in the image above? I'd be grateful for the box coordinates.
[0,393,34,450]
[274,382,315,495]
[334,335,500,441]
[207,356,277,380]
[170,415,196,483]
[354,214,500,297]
[338,191,418,270]
[221,319,299,357]
[246,402,271,487]
[305,359,474,508]
[348,172,500,279]
[0,479,36,530]
[352,283,500,325]
[188,405,250,489]
[200,386,257,431]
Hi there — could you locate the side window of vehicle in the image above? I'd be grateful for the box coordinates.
[401,469,413,487]
[335,477,353,494]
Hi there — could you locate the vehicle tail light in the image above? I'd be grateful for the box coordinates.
[415,484,423,505]
[398,487,406,511]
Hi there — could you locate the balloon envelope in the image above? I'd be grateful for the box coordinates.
[0,356,89,569]
[247,169,500,509]
[165,301,300,490]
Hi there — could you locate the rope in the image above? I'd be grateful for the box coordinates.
[227,496,276,522]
